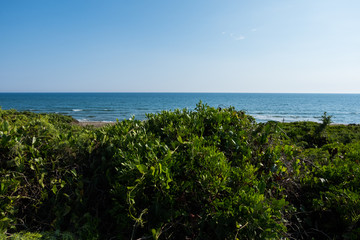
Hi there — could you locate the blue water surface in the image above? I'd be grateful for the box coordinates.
[0,93,359,124]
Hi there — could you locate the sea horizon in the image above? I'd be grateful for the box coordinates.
[1,91,360,94]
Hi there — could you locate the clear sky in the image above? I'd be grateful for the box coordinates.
[1,0,359,93]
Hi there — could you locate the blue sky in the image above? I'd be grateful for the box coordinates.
[1,0,359,93]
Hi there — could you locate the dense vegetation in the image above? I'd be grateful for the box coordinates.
[1,103,360,239]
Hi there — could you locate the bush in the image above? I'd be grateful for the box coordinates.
[1,104,360,239]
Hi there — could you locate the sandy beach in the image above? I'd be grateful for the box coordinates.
[73,121,116,127]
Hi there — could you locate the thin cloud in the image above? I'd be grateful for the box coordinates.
[230,33,245,41]
[234,35,245,40]
[251,28,257,32]
[223,32,245,41]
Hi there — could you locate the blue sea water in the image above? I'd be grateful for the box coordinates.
[0,93,360,124]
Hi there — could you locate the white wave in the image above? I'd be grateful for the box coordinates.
[72,109,83,112]
[252,114,319,123]
[77,119,115,123]
[77,118,89,122]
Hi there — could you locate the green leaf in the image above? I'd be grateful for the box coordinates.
[158,163,162,173]
[136,164,147,174]
[70,169,77,177]
[150,166,155,176]
[39,173,45,188]
[0,217,10,222]
[52,184,58,194]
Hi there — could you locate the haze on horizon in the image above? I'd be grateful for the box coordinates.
[1,0,359,93]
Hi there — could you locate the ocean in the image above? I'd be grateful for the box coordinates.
[0,93,360,124]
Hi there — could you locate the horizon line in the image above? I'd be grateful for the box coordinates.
[1,91,360,94]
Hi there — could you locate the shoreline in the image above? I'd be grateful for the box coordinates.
[73,121,116,127]
[72,120,355,128]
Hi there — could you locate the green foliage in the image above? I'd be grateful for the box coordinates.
[0,231,76,240]
[0,109,99,238]
[0,232,43,240]
[1,105,360,239]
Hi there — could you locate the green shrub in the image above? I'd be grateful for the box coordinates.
[1,104,360,239]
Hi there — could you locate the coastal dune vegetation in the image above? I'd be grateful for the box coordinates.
[1,103,360,239]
